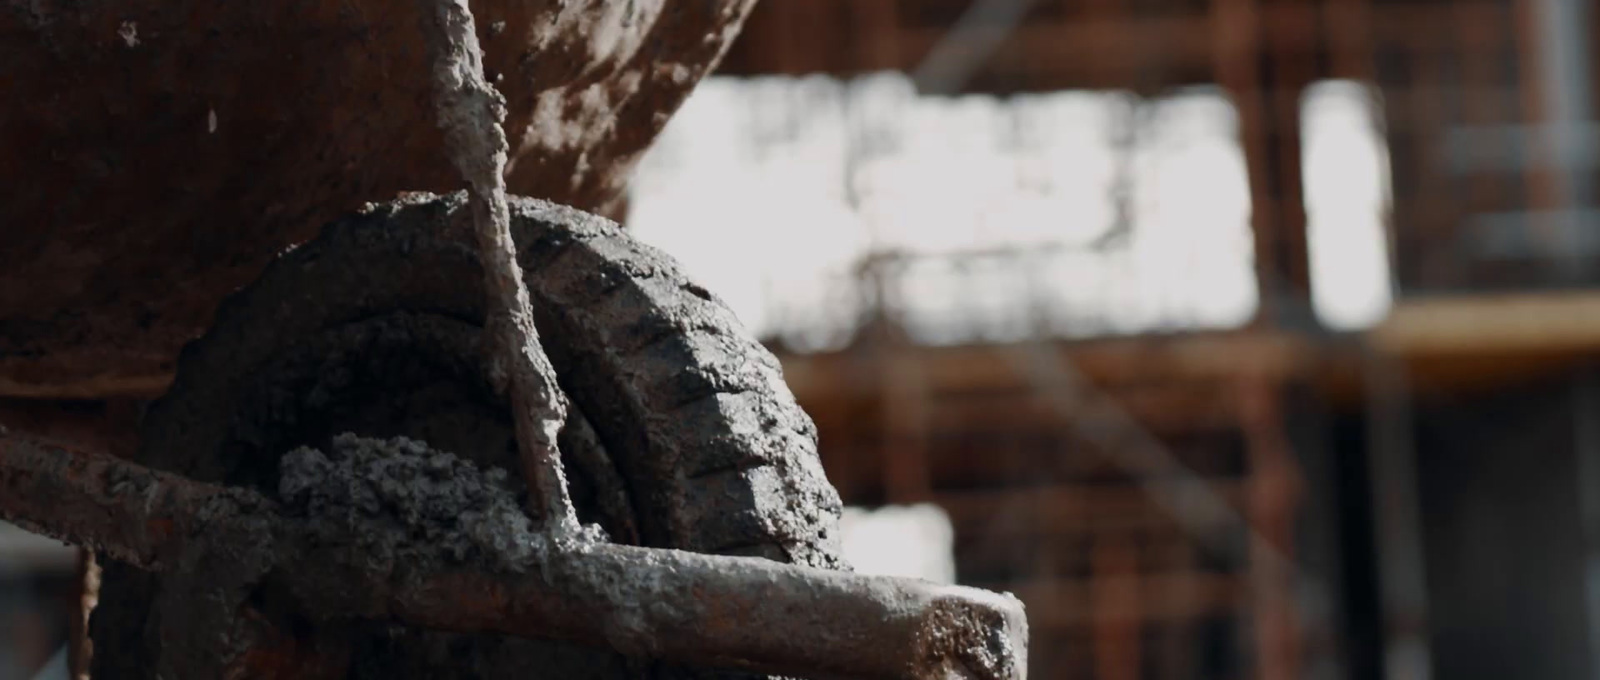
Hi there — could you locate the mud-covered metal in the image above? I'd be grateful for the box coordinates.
[0,424,255,571]
[91,192,848,678]
[416,0,579,534]
[0,431,1030,679]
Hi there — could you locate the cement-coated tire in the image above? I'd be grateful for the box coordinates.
[90,192,844,679]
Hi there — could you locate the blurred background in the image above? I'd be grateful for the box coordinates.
[9,0,1600,678]
[627,0,1600,678]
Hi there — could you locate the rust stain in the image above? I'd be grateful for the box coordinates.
[0,0,758,399]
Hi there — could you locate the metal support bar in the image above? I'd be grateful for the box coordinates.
[1362,352,1432,680]
[1534,0,1593,280]
[1571,364,1600,677]
[417,0,579,535]
[0,430,1029,680]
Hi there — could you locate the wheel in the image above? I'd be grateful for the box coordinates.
[89,193,845,678]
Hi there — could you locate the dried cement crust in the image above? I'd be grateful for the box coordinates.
[90,193,844,678]
[278,433,559,576]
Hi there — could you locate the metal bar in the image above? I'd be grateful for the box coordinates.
[0,431,1029,680]
[1089,537,1141,680]
[1534,0,1594,280]
[911,0,1041,95]
[1441,124,1600,173]
[883,355,933,503]
[1239,376,1305,680]
[0,425,243,571]
[1571,364,1600,676]
[383,543,1028,680]
[416,0,579,535]
[1361,352,1432,680]
[1467,210,1600,259]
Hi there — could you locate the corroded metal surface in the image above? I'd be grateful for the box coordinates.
[90,192,847,678]
[0,0,757,398]
[0,424,280,576]
[0,430,1031,679]
[416,0,579,534]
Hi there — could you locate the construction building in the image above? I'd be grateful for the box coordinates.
[4,1,1599,678]
[624,0,1600,678]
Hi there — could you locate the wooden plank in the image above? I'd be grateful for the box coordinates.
[782,320,1600,439]
[1370,292,1600,356]
[1323,0,1375,80]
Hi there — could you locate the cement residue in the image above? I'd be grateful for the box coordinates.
[925,592,1029,680]
[279,432,549,574]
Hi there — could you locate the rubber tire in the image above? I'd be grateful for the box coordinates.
[89,193,845,678]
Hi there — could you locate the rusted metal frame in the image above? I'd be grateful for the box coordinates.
[1211,0,1315,328]
[1388,19,1457,289]
[991,335,1327,680]
[882,354,934,504]
[1529,0,1595,279]
[1512,0,1554,213]
[1322,0,1374,82]
[0,431,1029,680]
[848,0,899,72]
[1360,351,1432,680]
[1237,375,1306,680]
[0,425,244,571]
[1088,537,1141,680]
[1453,2,1514,221]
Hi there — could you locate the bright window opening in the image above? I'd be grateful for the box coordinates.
[1302,80,1396,329]
[628,73,1259,349]
[839,504,957,584]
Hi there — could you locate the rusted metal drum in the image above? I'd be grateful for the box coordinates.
[0,0,754,399]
